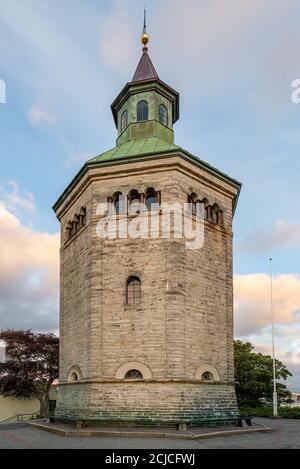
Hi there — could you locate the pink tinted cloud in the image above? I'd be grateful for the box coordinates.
[0,204,59,281]
[234,273,300,337]
[0,203,59,331]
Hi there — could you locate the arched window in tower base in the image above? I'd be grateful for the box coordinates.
[115,362,152,380]
[67,366,83,383]
[195,365,220,383]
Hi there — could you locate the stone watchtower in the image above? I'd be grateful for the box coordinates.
[53,22,241,426]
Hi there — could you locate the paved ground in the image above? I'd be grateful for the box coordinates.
[0,418,299,449]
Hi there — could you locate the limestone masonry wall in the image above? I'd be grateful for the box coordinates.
[56,382,238,426]
[56,156,239,426]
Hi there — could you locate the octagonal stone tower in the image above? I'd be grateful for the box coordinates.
[53,26,241,427]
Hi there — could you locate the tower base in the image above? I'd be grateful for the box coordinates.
[55,382,239,427]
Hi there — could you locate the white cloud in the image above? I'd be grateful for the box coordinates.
[0,181,35,214]
[0,202,59,332]
[240,220,300,254]
[28,104,55,127]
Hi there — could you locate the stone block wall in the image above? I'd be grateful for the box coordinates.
[56,382,238,427]
[55,155,239,425]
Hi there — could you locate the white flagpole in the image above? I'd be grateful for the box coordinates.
[270,258,278,417]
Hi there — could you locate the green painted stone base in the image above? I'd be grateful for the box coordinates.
[55,410,238,428]
[56,382,239,427]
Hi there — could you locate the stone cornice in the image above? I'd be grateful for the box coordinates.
[59,379,235,387]
[53,151,242,219]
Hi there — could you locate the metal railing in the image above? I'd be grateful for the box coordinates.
[0,411,40,425]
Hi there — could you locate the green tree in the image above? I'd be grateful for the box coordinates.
[234,340,292,407]
[0,330,59,418]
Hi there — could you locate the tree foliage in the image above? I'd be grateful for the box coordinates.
[234,340,292,407]
[0,330,59,417]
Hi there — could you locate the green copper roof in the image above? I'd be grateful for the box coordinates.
[53,139,242,214]
[88,137,180,164]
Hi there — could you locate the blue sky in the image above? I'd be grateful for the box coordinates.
[0,0,300,391]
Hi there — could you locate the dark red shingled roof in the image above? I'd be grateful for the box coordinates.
[132,47,159,82]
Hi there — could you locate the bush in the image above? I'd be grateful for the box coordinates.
[278,407,300,419]
[239,406,300,419]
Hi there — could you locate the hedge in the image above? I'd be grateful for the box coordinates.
[240,406,300,419]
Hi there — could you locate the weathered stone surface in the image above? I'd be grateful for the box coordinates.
[55,154,240,426]
[56,383,238,427]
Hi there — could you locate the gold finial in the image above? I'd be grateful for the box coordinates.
[141,8,149,47]
[141,32,149,47]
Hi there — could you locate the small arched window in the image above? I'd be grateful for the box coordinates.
[211,204,224,226]
[71,220,77,237]
[217,210,224,226]
[202,372,214,382]
[211,210,217,224]
[159,104,168,126]
[188,193,199,216]
[66,221,73,242]
[121,110,128,133]
[67,366,82,382]
[145,188,156,210]
[70,372,79,382]
[113,192,123,215]
[137,100,149,122]
[199,199,208,220]
[128,190,141,214]
[127,276,141,306]
[125,370,143,380]
[79,207,86,227]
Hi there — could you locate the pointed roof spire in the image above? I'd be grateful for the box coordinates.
[143,7,147,35]
[131,9,159,82]
[141,7,149,47]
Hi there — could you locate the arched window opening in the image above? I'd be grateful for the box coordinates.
[125,370,143,380]
[128,190,141,214]
[67,366,82,382]
[113,192,124,215]
[79,207,86,227]
[211,204,224,226]
[159,104,168,126]
[188,193,198,216]
[71,221,77,237]
[74,215,80,233]
[65,209,87,244]
[145,188,157,210]
[205,204,213,221]
[188,193,206,218]
[116,362,152,380]
[202,372,214,382]
[66,221,73,242]
[70,372,79,382]
[137,100,149,122]
[195,201,205,219]
[211,209,218,224]
[121,110,128,133]
[127,276,141,306]
[217,210,224,226]
[200,199,209,220]
[187,195,193,205]
[195,365,220,382]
